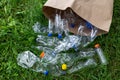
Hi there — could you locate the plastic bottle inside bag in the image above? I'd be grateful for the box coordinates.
[85,21,98,41]
[64,9,76,28]
[71,25,84,50]
[55,14,63,39]
[76,24,98,47]
[61,19,69,37]
[48,19,54,37]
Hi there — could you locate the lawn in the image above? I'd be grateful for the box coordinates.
[0,0,120,80]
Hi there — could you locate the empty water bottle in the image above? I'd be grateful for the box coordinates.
[55,48,96,68]
[32,22,41,33]
[48,19,54,37]
[94,44,107,65]
[51,35,83,56]
[32,22,48,33]
[17,51,48,73]
[79,48,96,58]
[71,36,82,51]
[17,51,40,68]
[61,19,69,37]
[51,42,68,56]
[36,35,60,47]
[54,14,63,39]
[85,21,98,41]
[76,24,98,47]
[68,58,97,73]
[64,9,76,28]
[39,47,60,64]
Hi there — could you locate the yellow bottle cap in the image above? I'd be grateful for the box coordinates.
[62,64,67,70]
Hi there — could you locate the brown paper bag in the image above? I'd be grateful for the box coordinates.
[42,0,113,35]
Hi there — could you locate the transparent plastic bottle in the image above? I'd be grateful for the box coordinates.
[64,9,76,28]
[47,64,63,76]
[79,48,95,58]
[85,21,98,41]
[58,53,74,67]
[48,19,54,37]
[76,24,98,47]
[36,35,59,47]
[55,14,63,39]
[32,22,48,33]
[51,35,82,56]
[32,22,41,33]
[31,60,63,76]
[17,51,48,74]
[51,42,68,56]
[94,44,107,65]
[51,48,96,69]
[70,25,84,50]
[68,58,97,74]
[39,47,59,64]
[71,36,82,51]
[61,19,69,37]
[17,51,40,69]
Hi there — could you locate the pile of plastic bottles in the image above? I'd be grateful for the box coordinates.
[17,10,107,76]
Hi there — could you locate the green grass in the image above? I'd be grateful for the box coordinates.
[0,0,120,80]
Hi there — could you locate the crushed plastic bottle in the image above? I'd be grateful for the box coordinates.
[68,58,97,74]
[76,24,98,47]
[85,22,98,42]
[32,22,48,33]
[39,48,59,64]
[95,44,107,65]
[17,51,40,68]
[59,48,96,67]
[51,42,68,56]
[48,19,54,37]
[47,64,63,76]
[32,22,41,33]
[17,51,49,75]
[79,48,96,58]
[36,35,60,47]
[70,25,84,51]
[51,35,81,55]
